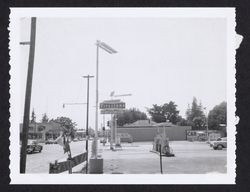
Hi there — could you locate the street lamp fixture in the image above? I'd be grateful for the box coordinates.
[20,41,31,45]
[62,103,87,108]
[96,40,117,54]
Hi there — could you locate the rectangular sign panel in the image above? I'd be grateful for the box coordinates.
[100,109,125,114]
[100,100,126,110]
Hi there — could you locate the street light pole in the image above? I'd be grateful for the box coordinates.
[20,17,37,173]
[83,75,94,174]
[88,41,117,173]
[93,40,117,158]
[92,42,99,158]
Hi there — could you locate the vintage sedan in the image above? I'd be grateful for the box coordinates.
[211,137,227,150]
[118,133,133,143]
[45,139,57,144]
[26,140,43,153]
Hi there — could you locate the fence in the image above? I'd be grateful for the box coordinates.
[49,152,87,174]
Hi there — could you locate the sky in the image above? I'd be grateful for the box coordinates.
[20,17,227,129]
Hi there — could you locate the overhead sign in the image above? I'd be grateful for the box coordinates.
[100,100,125,110]
[100,99,126,114]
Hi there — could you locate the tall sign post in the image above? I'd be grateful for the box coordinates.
[89,41,117,173]
[20,17,37,173]
[83,75,94,174]
[100,99,126,149]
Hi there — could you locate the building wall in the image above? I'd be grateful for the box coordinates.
[117,126,191,142]
[20,122,62,141]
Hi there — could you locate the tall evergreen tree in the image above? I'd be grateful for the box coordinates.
[30,108,36,123]
[186,97,206,130]
[41,113,49,123]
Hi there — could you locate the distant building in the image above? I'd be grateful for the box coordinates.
[20,121,63,141]
[186,130,223,141]
[75,129,86,138]
[123,119,157,127]
[117,120,191,142]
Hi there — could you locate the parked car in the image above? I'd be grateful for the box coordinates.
[45,139,57,144]
[100,138,107,144]
[78,137,84,141]
[26,140,43,154]
[118,133,133,143]
[211,137,227,150]
[73,138,78,142]
[209,137,224,147]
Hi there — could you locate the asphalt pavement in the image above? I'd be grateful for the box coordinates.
[25,140,226,174]
[101,141,226,174]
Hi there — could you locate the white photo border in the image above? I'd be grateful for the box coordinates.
[9,8,236,184]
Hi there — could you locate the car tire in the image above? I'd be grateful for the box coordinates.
[217,145,223,150]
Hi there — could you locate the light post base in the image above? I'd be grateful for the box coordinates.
[89,157,103,174]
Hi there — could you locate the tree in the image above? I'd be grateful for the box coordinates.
[30,108,36,123]
[162,101,180,124]
[176,116,188,126]
[53,117,77,138]
[208,102,227,132]
[147,104,165,123]
[117,108,148,126]
[41,113,49,123]
[148,101,180,124]
[186,97,206,130]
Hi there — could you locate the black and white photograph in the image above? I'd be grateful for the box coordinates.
[9,8,236,184]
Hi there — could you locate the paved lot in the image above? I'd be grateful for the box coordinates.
[25,140,226,174]
[102,141,227,174]
[26,140,90,173]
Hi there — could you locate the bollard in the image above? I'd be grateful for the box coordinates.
[68,160,72,174]
[159,144,163,174]
[89,157,103,174]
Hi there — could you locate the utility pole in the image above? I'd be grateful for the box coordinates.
[83,75,94,174]
[204,107,209,141]
[20,17,37,173]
